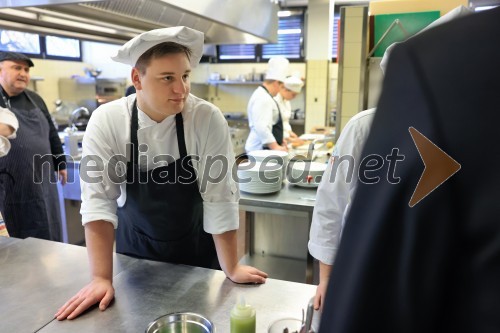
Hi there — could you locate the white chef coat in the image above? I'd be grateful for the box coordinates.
[274,92,292,139]
[245,86,281,152]
[80,94,239,234]
[0,107,18,157]
[308,108,376,265]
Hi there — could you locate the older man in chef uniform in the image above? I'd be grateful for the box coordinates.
[55,26,267,321]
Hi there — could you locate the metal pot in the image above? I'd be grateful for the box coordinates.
[146,312,215,333]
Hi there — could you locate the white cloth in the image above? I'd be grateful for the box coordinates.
[80,94,239,235]
[308,108,376,265]
[0,107,18,157]
[274,92,292,139]
[111,26,204,68]
[245,86,281,152]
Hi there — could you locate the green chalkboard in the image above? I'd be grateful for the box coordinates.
[374,11,440,57]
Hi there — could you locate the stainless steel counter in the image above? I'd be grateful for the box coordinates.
[0,238,137,333]
[0,235,19,250]
[0,237,316,333]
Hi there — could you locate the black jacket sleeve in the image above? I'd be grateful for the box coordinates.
[27,90,67,171]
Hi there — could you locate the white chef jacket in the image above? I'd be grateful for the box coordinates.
[274,92,292,139]
[245,86,281,152]
[308,108,376,265]
[80,94,239,234]
[0,107,18,157]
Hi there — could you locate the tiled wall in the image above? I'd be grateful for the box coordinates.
[337,6,368,133]
[305,60,329,132]
[29,58,92,112]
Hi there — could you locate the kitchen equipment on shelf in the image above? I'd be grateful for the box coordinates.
[289,161,327,188]
[237,161,282,194]
[247,150,289,181]
[146,312,215,333]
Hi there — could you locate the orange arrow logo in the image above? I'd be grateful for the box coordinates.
[408,127,461,207]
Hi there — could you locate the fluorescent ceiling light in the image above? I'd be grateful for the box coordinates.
[39,15,118,34]
[278,28,301,34]
[0,8,38,19]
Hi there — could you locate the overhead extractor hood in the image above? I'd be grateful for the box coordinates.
[0,0,279,45]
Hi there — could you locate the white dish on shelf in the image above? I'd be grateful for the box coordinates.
[237,161,282,194]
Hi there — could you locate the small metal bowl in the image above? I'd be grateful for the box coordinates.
[268,318,303,333]
[146,312,215,333]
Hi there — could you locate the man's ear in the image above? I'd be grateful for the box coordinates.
[131,67,142,91]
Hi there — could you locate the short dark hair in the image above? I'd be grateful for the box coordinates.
[135,42,192,75]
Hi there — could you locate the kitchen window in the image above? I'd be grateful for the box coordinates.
[332,12,340,61]
[217,10,305,63]
[0,28,82,62]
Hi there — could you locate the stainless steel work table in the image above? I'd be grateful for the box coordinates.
[239,182,317,284]
[0,237,138,333]
[1,237,316,333]
[0,234,20,250]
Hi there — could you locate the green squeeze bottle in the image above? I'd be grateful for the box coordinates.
[230,295,256,333]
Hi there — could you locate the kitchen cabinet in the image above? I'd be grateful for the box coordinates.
[239,182,317,284]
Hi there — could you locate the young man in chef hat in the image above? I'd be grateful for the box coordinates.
[274,74,304,143]
[55,26,267,321]
[245,56,290,152]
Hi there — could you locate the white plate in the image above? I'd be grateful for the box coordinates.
[299,133,325,141]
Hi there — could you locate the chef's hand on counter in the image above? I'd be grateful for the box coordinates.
[313,261,332,312]
[58,169,67,185]
[55,220,115,320]
[213,231,268,284]
[54,277,115,320]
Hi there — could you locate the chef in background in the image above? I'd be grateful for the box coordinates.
[274,74,304,143]
[245,56,289,152]
[55,26,267,321]
[0,51,66,241]
[309,5,472,313]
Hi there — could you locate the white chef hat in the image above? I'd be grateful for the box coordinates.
[111,26,204,68]
[265,56,289,82]
[380,5,472,74]
[284,76,304,93]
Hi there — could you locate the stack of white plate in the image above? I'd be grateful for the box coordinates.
[289,161,327,188]
[237,161,283,194]
[247,150,289,181]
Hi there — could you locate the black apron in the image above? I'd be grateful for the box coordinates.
[0,91,61,241]
[116,100,218,269]
[260,85,284,148]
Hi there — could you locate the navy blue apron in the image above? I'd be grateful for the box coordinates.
[116,100,218,269]
[260,85,284,149]
[0,91,61,241]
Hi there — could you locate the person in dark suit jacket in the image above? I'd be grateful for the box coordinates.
[319,7,500,333]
